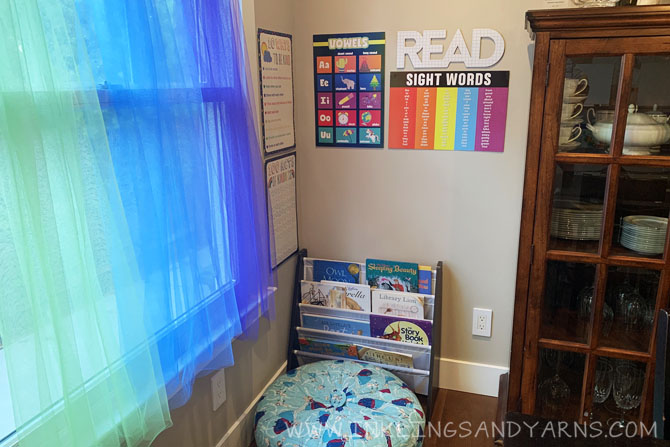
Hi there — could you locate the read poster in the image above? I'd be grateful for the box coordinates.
[389,70,509,152]
[313,32,385,148]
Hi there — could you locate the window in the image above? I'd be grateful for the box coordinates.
[0,1,273,445]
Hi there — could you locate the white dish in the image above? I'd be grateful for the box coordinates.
[619,215,668,254]
[558,142,581,152]
[623,215,668,230]
[623,147,653,156]
[620,234,665,244]
[564,95,588,104]
[620,240,664,255]
[587,105,670,149]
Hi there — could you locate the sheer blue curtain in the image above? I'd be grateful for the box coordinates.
[0,0,274,444]
[74,0,276,406]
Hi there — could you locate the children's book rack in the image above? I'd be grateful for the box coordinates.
[286,249,444,420]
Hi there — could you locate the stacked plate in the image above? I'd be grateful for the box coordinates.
[550,200,603,240]
[620,215,668,255]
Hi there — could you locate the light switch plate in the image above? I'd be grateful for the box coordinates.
[212,368,227,411]
[472,308,493,337]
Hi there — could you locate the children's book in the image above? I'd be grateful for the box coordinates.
[321,281,371,312]
[300,281,347,308]
[301,314,371,337]
[357,346,413,368]
[418,265,432,295]
[370,314,432,345]
[312,259,361,284]
[371,289,425,319]
[365,259,419,293]
[298,337,359,359]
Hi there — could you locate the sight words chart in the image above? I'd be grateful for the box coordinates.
[389,70,509,152]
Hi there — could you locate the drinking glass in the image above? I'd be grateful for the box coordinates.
[578,286,593,320]
[539,350,571,418]
[593,358,613,404]
[644,303,655,330]
[539,374,570,417]
[622,291,645,333]
[614,281,636,318]
[612,365,644,428]
[577,286,613,335]
[602,303,614,336]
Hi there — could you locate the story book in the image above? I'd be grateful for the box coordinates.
[357,346,414,368]
[298,337,359,359]
[321,280,371,312]
[300,280,347,308]
[418,265,432,295]
[369,314,432,345]
[371,289,425,319]
[312,259,362,284]
[366,259,419,293]
[301,313,371,337]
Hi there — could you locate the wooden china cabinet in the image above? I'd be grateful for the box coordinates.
[509,6,670,426]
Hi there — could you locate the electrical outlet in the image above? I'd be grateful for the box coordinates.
[212,368,227,411]
[472,308,493,337]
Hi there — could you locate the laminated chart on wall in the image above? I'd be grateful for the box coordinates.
[313,32,385,148]
[389,71,510,151]
[258,29,295,154]
[266,152,298,268]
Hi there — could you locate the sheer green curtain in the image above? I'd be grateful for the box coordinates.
[0,0,171,445]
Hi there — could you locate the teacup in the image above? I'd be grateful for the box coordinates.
[561,103,583,121]
[563,78,588,97]
[559,124,582,144]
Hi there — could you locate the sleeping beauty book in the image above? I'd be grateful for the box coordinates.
[365,259,418,293]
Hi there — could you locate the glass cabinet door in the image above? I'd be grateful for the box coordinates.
[624,55,670,157]
[559,57,622,155]
[523,36,670,426]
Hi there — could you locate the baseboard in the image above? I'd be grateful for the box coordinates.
[215,360,287,447]
[438,357,509,397]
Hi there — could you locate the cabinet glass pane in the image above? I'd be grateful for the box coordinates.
[621,55,670,157]
[560,57,621,154]
[590,357,646,425]
[536,348,585,420]
[541,261,596,344]
[611,167,670,259]
[600,266,660,353]
[549,164,607,253]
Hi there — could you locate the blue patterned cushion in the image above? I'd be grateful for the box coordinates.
[254,360,425,447]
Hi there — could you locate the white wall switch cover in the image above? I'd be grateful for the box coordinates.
[212,368,227,411]
[472,308,493,337]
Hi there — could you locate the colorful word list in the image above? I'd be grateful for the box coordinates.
[313,32,385,148]
[389,71,509,152]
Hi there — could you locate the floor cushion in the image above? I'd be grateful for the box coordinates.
[254,360,425,447]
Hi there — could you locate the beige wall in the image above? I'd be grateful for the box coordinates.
[151,0,295,445]
[292,0,556,368]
